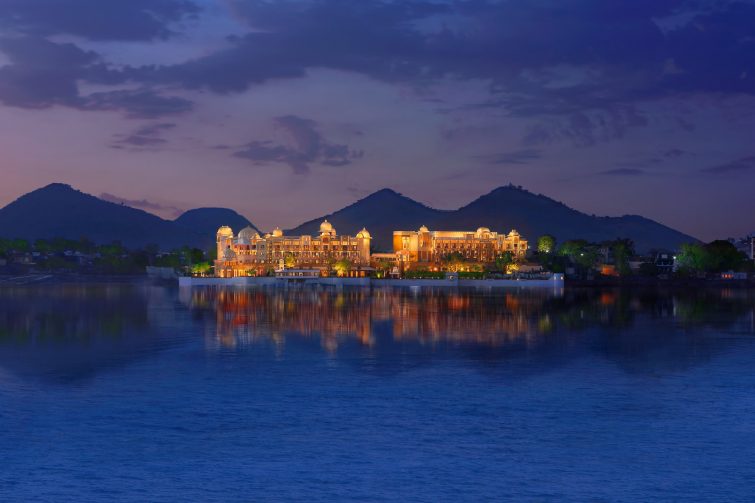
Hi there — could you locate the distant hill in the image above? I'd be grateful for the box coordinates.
[0,183,697,253]
[0,184,255,250]
[175,208,259,247]
[437,186,696,253]
[286,189,448,249]
[289,185,697,252]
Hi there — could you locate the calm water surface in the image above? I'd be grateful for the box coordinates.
[1,283,754,502]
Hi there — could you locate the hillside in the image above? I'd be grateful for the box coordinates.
[175,208,259,248]
[289,185,697,252]
[286,188,448,250]
[436,186,695,252]
[0,184,254,250]
[0,183,697,253]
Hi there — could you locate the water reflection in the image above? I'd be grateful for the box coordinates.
[1,284,753,382]
[181,287,570,351]
[183,286,755,365]
[0,284,182,382]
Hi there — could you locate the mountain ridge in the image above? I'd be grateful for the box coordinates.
[288,184,697,252]
[0,184,256,250]
[0,183,698,252]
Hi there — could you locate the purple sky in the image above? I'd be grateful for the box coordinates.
[1,0,754,241]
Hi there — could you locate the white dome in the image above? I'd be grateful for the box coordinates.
[238,226,256,239]
[319,219,334,234]
[237,226,256,244]
[272,227,283,237]
[216,226,233,238]
[357,228,371,239]
[419,225,429,233]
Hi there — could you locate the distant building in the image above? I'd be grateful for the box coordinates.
[654,251,677,274]
[733,235,754,261]
[214,220,372,278]
[721,271,748,280]
[393,226,527,267]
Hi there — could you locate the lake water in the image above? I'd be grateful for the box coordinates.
[1,283,754,502]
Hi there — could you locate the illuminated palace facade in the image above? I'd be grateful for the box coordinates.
[215,220,372,277]
[393,226,528,266]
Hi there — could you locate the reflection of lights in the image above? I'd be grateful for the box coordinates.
[600,292,616,306]
[193,288,565,352]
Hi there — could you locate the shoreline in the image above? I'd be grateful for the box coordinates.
[1,271,753,289]
[177,274,565,289]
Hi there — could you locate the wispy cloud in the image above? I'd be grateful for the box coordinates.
[100,192,184,218]
[476,149,542,165]
[233,115,363,174]
[597,168,646,176]
[701,156,755,174]
[111,122,176,150]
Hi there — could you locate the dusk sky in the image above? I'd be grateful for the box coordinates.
[1,0,754,241]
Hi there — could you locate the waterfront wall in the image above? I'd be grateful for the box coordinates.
[178,276,277,287]
[179,274,565,289]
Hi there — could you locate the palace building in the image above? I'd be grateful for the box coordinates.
[393,226,528,266]
[215,220,372,278]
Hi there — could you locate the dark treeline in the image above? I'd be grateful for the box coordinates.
[533,235,753,278]
[0,237,213,275]
[1,234,752,279]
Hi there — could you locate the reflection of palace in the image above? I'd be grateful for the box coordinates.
[187,287,557,351]
[215,220,372,277]
[191,288,374,351]
[393,226,528,265]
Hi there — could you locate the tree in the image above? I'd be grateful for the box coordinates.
[704,240,747,272]
[676,243,708,273]
[284,252,297,269]
[34,239,53,254]
[190,248,205,264]
[191,262,213,276]
[609,238,635,276]
[559,240,599,271]
[334,258,352,276]
[441,252,465,272]
[537,234,556,254]
[0,239,30,257]
[495,251,514,271]
[144,243,160,259]
[638,262,658,276]
[374,259,393,277]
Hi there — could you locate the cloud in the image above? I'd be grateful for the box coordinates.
[701,156,755,174]
[138,1,755,106]
[523,107,649,147]
[597,168,646,176]
[663,148,687,158]
[0,36,191,117]
[0,0,199,41]
[111,122,176,150]
[100,192,184,218]
[83,89,193,118]
[0,37,101,108]
[3,0,755,139]
[477,149,542,165]
[233,115,364,174]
